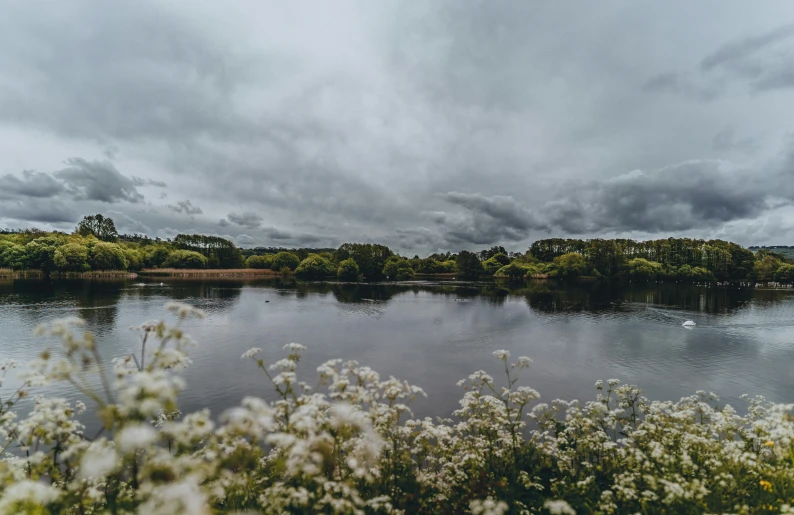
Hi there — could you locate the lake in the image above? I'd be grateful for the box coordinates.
[1,277,793,424]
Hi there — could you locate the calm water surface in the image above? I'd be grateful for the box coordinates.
[1,278,793,422]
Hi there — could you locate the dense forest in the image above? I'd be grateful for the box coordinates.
[2,214,794,283]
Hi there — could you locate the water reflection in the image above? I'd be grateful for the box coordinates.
[1,277,792,423]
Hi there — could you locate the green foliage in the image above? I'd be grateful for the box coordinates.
[335,243,394,280]
[89,242,129,270]
[53,243,90,272]
[482,256,506,276]
[141,246,170,268]
[295,255,336,278]
[494,262,527,278]
[272,252,300,271]
[553,252,588,279]
[76,214,119,242]
[627,258,663,281]
[122,248,142,271]
[337,258,360,281]
[774,263,794,283]
[245,255,272,269]
[382,257,415,280]
[754,254,782,282]
[0,244,28,270]
[24,236,64,273]
[173,234,244,269]
[456,250,484,279]
[162,250,208,269]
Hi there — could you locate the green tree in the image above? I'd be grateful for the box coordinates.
[456,251,484,279]
[753,254,781,282]
[89,242,128,270]
[25,236,63,272]
[482,257,505,276]
[295,255,336,279]
[141,246,171,268]
[495,263,527,278]
[0,244,28,270]
[163,250,208,269]
[53,243,90,272]
[382,257,414,280]
[337,258,360,281]
[774,264,794,283]
[76,214,119,242]
[335,243,393,280]
[627,258,662,281]
[272,252,300,271]
[246,255,272,269]
[554,252,588,280]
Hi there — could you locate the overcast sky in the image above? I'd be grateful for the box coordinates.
[2,1,794,252]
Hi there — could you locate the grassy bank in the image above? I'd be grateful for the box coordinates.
[137,267,282,277]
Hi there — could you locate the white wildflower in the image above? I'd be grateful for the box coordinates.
[545,499,576,515]
[241,347,261,359]
[79,440,119,479]
[492,349,510,360]
[117,423,158,454]
[470,497,508,515]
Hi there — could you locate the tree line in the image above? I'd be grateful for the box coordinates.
[2,215,793,283]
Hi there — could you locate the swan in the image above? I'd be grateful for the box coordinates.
[682,320,696,327]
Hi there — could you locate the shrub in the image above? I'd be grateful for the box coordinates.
[553,252,588,279]
[162,250,208,269]
[482,257,505,276]
[295,255,336,278]
[272,252,300,271]
[245,255,271,269]
[89,242,129,270]
[495,262,527,278]
[5,310,794,514]
[53,243,90,272]
[0,244,27,270]
[337,258,360,281]
[383,257,415,280]
[627,257,662,281]
[774,263,794,283]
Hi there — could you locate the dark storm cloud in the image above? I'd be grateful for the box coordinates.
[0,170,63,199]
[433,192,543,245]
[54,158,144,203]
[227,212,263,229]
[535,159,788,234]
[167,200,203,215]
[218,219,230,227]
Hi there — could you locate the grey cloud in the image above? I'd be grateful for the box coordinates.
[712,125,755,152]
[132,176,167,188]
[538,159,787,234]
[218,218,230,227]
[0,200,77,224]
[701,23,794,71]
[0,170,63,199]
[54,158,143,203]
[434,192,542,245]
[105,210,151,234]
[642,72,721,101]
[167,200,203,215]
[227,212,263,228]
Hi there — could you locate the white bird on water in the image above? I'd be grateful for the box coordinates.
[682,320,696,327]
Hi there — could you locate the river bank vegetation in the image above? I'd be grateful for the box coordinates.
[2,215,793,284]
[2,305,794,513]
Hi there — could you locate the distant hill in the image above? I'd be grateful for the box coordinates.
[749,246,794,259]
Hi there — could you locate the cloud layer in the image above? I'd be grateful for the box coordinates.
[2,1,794,250]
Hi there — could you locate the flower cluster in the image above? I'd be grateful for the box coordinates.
[1,303,794,514]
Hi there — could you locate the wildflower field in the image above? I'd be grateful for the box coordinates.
[1,304,794,514]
